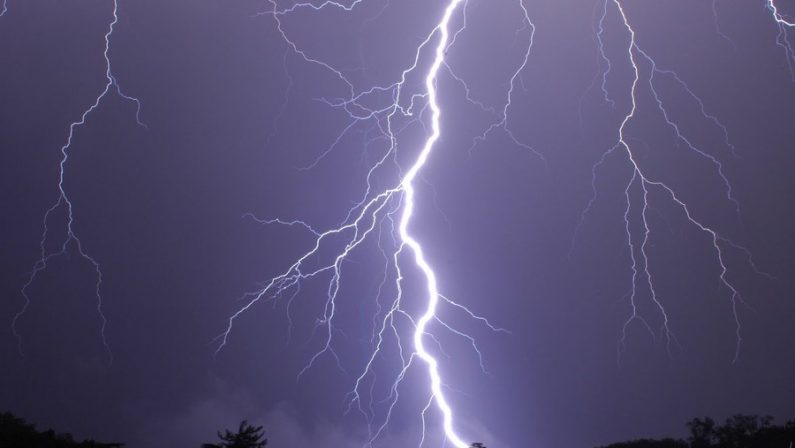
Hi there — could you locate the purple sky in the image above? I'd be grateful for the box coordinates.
[1,1,795,447]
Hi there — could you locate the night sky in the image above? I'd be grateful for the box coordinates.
[1,0,795,447]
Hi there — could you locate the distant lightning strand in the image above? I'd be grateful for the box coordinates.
[576,0,761,363]
[596,0,615,108]
[711,0,737,49]
[612,0,737,360]
[467,1,544,164]
[12,0,144,364]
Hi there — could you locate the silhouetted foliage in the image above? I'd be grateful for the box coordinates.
[202,420,268,448]
[470,443,487,448]
[599,439,687,448]
[0,412,123,448]
[687,417,717,448]
[598,414,795,448]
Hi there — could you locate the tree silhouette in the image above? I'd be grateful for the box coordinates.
[470,443,487,448]
[687,417,718,448]
[715,414,773,447]
[0,412,123,447]
[202,420,268,448]
[599,440,687,448]
[599,414,795,448]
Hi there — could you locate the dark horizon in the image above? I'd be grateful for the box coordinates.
[2,410,794,447]
[1,0,794,447]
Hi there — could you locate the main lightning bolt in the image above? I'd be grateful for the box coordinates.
[216,0,537,445]
[11,0,144,364]
[219,0,775,443]
[395,1,468,444]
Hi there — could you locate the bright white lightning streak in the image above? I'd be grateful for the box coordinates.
[767,0,795,80]
[11,0,144,363]
[217,0,533,445]
[397,0,468,445]
[769,0,795,26]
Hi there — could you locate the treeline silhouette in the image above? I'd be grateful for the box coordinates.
[598,415,795,448]
[198,421,494,448]
[6,410,792,448]
[0,412,122,447]
[1,411,490,447]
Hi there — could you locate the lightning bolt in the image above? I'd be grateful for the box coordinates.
[12,0,145,364]
[217,0,777,444]
[575,0,771,364]
[714,1,795,68]
[1,0,785,445]
[767,0,795,80]
[711,0,737,49]
[216,0,535,445]
[769,0,795,26]
[395,2,469,444]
